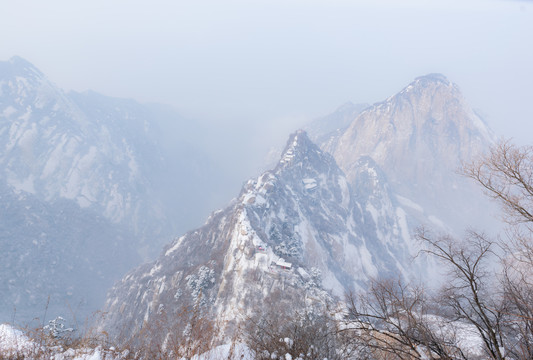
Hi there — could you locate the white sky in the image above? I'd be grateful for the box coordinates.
[1,0,532,152]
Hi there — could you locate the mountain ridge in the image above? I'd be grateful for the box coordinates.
[99,73,501,344]
[101,130,412,344]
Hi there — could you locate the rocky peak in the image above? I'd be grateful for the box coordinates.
[331,74,496,235]
[336,75,491,180]
[373,73,463,123]
[0,57,178,256]
[101,131,411,344]
[278,130,320,166]
[275,130,343,191]
[0,56,74,122]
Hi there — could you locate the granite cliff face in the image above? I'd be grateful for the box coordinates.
[328,74,496,233]
[102,131,412,343]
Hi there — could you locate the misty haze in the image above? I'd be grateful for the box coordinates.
[1,1,533,359]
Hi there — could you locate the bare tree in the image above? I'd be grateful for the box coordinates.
[462,140,533,226]
[242,290,348,360]
[416,229,507,360]
[463,140,533,359]
[463,140,533,275]
[344,220,510,359]
[344,277,467,360]
[343,140,533,359]
[124,298,218,360]
[500,260,533,360]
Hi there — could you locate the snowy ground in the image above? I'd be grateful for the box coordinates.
[0,323,35,357]
[192,343,253,360]
[0,323,129,360]
[2,319,484,359]
[0,323,254,359]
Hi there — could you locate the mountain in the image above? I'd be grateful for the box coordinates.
[101,130,413,344]
[101,74,497,345]
[0,56,222,323]
[323,74,497,235]
[2,60,499,341]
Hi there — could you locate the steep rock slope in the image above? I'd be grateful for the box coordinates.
[331,74,496,233]
[102,131,412,343]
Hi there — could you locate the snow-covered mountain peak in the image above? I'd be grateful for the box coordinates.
[374,73,463,118]
[0,56,77,119]
[336,73,492,179]
[0,56,271,324]
[277,130,340,176]
[9,55,35,66]
[279,130,314,164]
[335,101,358,112]
[269,130,350,211]
[351,156,388,197]
[101,131,412,344]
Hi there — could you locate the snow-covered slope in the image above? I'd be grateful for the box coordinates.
[101,131,411,344]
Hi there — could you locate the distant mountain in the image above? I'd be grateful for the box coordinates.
[304,101,369,153]
[1,56,164,247]
[0,56,221,323]
[101,130,413,344]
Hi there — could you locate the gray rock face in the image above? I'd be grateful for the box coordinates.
[102,130,410,343]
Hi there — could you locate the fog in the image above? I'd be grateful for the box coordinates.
[2,0,533,330]
[1,0,532,201]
